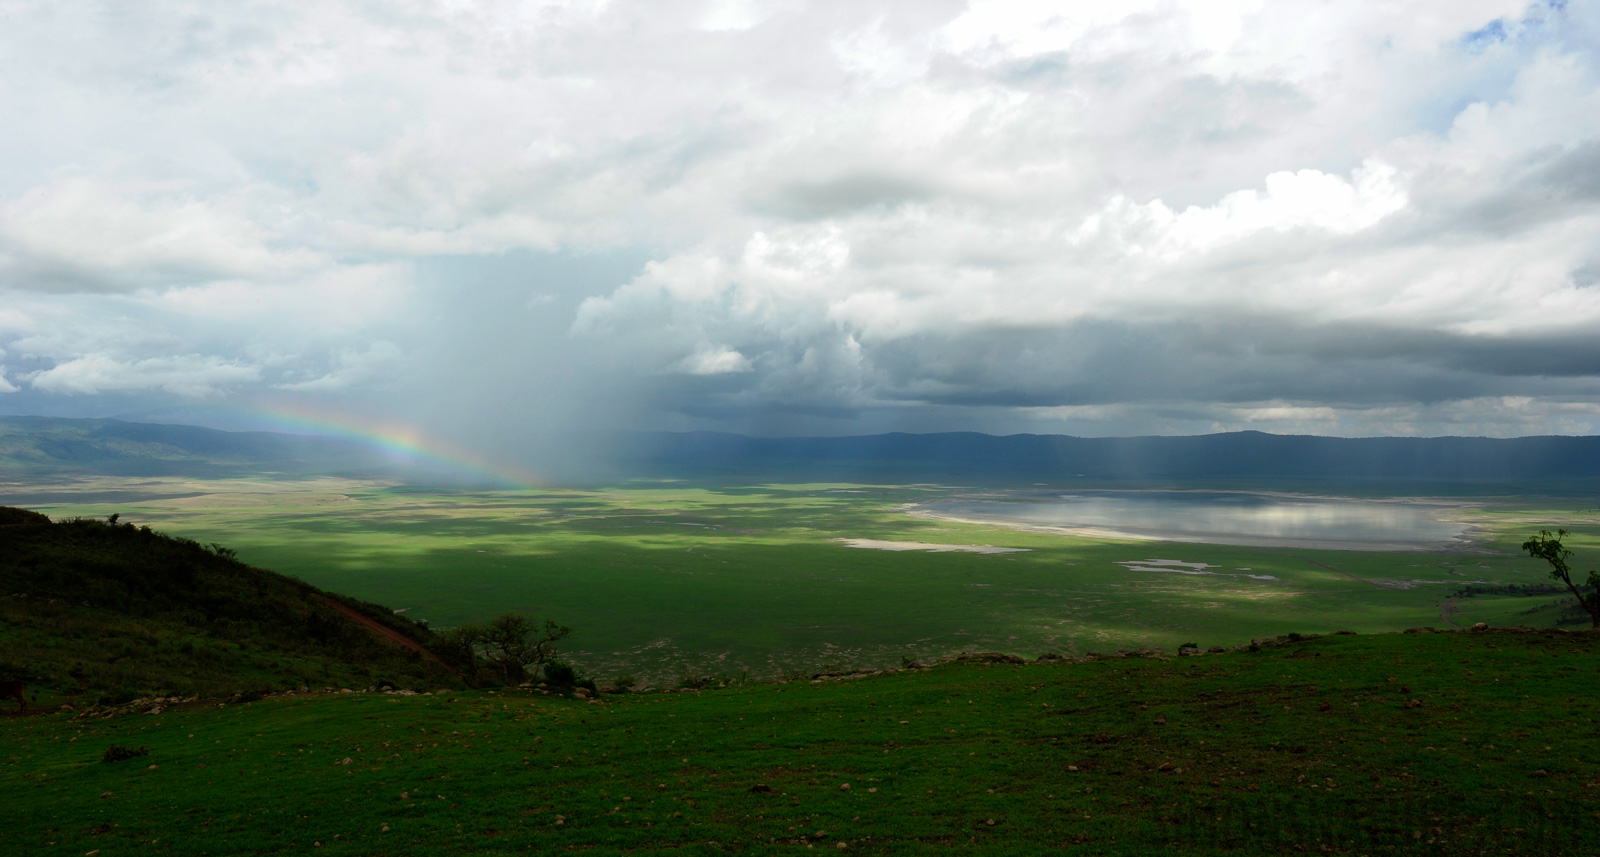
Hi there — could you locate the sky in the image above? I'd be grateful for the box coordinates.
[3,0,1600,455]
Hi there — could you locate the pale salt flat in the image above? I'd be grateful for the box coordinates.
[836,538,1029,555]
[1118,559,1278,580]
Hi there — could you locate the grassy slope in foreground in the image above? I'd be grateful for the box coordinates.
[4,629,1598,856]
[0,507,461,701]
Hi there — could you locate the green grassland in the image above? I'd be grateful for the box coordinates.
[14,476,1600,684]
[4,629,1597,855]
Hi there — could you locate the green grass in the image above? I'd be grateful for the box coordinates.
[4,629,1597,855]
[20,477,1600,683]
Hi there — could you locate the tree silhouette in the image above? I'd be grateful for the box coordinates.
[1521,529,1600,629]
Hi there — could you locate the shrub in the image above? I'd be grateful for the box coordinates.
[543,661,579,687]
[101,744,148,764]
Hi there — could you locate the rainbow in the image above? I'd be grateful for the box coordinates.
[241,402,541,489]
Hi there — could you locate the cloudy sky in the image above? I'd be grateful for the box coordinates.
[3,0,1600,452]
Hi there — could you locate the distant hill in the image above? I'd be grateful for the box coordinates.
[617,430,1600,487]
[0,507,461,702]
[0,415,383,478]
[5,415,1600,487]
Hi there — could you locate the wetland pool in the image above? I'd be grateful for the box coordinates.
[914,490,1474,550]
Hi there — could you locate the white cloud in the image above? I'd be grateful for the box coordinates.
[27,354,261,397]
[0,177,321,292]
[276,341,403,391]
[0,0,1597,436]
[675,346,753,375]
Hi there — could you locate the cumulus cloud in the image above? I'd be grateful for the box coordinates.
[276,341,404,391]
[0,0,1597,439]
[27,354,260,397]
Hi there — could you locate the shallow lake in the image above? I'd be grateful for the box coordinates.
[915,491,1473,550]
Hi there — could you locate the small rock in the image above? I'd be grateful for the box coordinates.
[840,783,851,791]
[1530,770,1549,778]
[380,824,390,833]
[1157,762,1173,772]
[750,784,774,793]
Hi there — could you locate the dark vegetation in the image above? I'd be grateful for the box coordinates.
[0,507,460,702]
[434,613,578,688]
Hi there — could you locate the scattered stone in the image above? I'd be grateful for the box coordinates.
[1157,762,1173,772]
[840,783,851,791]
[1470,623,1489,631]
[750,784,773,794]
[1531,770,1549,778]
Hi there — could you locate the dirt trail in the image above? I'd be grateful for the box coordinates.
[310,594,458,675]
[1305,558,1381,587]
[1438,596,1463,630]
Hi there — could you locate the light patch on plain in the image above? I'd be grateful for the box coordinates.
[1118,559,1277,581]
[836,538,1029,555]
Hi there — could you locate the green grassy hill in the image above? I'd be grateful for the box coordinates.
[0,507,461,703]
[3,628,1596,855]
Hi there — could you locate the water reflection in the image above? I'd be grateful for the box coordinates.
[915,491,1470,550]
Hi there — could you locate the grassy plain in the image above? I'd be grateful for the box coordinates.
[4,630,1598,856]
[12,476,1598,684]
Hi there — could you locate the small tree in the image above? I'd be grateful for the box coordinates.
[1521,529,1600,629]
[435,622,487,684]
[480,613,571,684]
